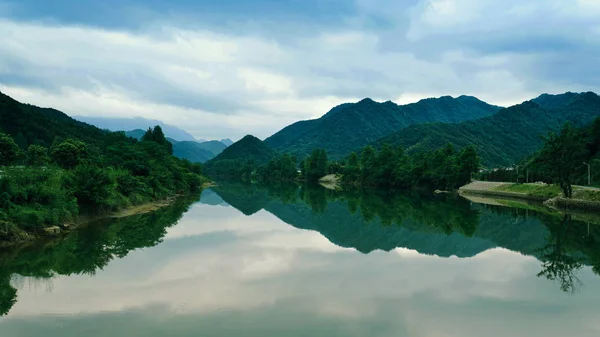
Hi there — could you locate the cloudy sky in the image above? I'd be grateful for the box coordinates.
[1,0,599,140]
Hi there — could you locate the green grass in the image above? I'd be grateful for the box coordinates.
[493,183,563,198]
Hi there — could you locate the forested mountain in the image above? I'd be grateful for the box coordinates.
[126,129,227,163]
[378,92,600,167]
[0,91,206,242]
[203,135,276,177]
[207,135,275,163]
[171,140,226,163]
[0,91,107,148]
[264,95,502,159]
[74,116,200,142]
[191,140,227,156]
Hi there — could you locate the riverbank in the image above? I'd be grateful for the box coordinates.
[0,194,192,248]
[459,181,600,213]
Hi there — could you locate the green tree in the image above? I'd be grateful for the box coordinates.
[455,145,479,188]
[535,123,587,198]
[66,165,116,208]
[0,133,20,166]
[51,139,89,169]
[142,126,173,155]
[26,145,49,166]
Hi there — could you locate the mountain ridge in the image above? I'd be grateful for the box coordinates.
[264,95,502,159]
[74,116,199,142]
[378,92,600,167]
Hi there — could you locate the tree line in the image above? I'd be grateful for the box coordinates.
[205,143,480,192]
[0,126,207,241]
[477,117,600,198]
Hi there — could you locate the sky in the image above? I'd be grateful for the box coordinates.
[1,0,599,140]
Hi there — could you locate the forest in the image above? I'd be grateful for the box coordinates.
[0,126,207,242]
[478,117,600,198]
[204,140,480,192]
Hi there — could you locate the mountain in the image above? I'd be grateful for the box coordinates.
[378,92,600,167]
[203,135,277,176]
[125,129,146,140]
[0,91,107,148]
[171,140,227,163]
[74,116,199,142]
[264,96,502,159]
[194,140,228,156]
[171,141,216,163]
[207,135,275,164]
[125,129,227,163]
[220,138,234,146]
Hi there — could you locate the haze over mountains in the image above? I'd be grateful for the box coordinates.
[124,129,229,163]
[74,116,200,142]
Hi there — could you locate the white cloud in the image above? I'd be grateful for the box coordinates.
[1,0,599,140]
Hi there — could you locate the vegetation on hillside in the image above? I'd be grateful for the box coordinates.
[265,95,501,160]
[126,129,227,163]
[0,128,206,242]
[378,92,600,167]
[495,118,600,198]
[0,92,207,242]
[202,135,276,178]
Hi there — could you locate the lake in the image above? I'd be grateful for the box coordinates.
[1,183,600,337]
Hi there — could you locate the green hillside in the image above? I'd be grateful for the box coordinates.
[378,92,600,167]
[0,91,107,148]
[126,130,226,163]
[264,95,502,159]
[0,91,207,243]
[203,135,276,177]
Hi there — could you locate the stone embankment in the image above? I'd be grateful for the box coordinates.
[460,181,600,213]
[548,197,600,213]
[458,181,547,201]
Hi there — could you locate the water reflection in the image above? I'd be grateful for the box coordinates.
[210,182,600,289]
[0,194,199,317]
[1,183,600,336]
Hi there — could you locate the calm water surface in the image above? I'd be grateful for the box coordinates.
[1,183,600,336]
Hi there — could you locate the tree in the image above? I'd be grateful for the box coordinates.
[304,149,328,182]
[455,145,479,188]
[536,123,587,198]
[66,165,116,207]
[26,145,49,166]
[0,133,20,166]
[51,139,89,169]
[141,126,173,155]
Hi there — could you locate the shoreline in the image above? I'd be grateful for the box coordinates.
[459,181,600,214]
[0,191,202,248]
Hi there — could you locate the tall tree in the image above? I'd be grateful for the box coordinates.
[51,139,89,169]
[26,145,49,166]
[535,123,587,198]
[455,145,479,188]
[0,133,20,166]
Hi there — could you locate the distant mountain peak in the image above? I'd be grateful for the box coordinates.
[265,93,500,159]
[204,134,276,171]
[357,97,376,104]
[220,138,234,146]
[73,116,197,142]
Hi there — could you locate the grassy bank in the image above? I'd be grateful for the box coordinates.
[493,183,562,199]
[460,181,600,213]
